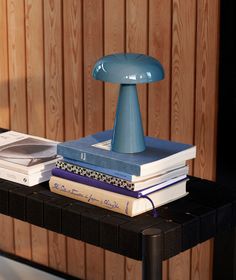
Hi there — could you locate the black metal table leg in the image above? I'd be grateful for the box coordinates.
[142,228,162,280]
[213,227,236,280]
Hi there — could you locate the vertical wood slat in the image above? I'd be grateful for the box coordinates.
[25,0,45,137]
[67,237,85,279]
[86,243,105,280]
[169,250,191,280]
[7,0,31,263]
[105,251,125,280]
[191,239,214,280]
[148,0,171,139]
[192,1,220,279]
[126,0,148,134]
[170,1,197,279]
[44,0,64,141]
[83,1,105,278]
[104,0,125,130]
[103,1,126,277]
[171,0,196,144]
[25,0,49,268]
[31,226,49,266]
[14,219,32,260]
[83,0,104,135]
[48,231,67,273]
[125,258,142,280]
[63,0,83,140]
[7,0,27,132]
[194,0,220,180]
[0,214,14,254]
[44,0,65,274]
[0,0,10,129]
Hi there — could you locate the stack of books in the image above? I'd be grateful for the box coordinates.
[49,130,196,217]
[0,130,60,186]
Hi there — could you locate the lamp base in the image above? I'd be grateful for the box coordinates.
[112,84,145,153]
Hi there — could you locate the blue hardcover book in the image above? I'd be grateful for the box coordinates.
[57,130,196,176]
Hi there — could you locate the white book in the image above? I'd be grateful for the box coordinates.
[0,166,53,186]
[0,130,60,175]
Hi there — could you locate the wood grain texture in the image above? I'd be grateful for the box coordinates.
[148,0,171,139]
[0,214,14,254]
[31,225,49,266]
[25,0,45,137]
[171,0,196,144]
[63,0,83,140]
[125,258,142,280]
[194,0,220,180]
[86,243,105,280]
[105,251,125,280]
[126,0,148,134]
[7,0,27,132]
[48,231,67,273]
[162,260,168,280]
[14,219,32,260]
[44,0,64,141]
[104,0,125,130]
[169,250,191,280]
[66,237,85,279]
[0,0,10,129]
[170,1,196,276]
[191,239,213,280]
[83,0,104,135]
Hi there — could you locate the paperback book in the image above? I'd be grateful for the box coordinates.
[57,130,196,176]
[49,176,188,217]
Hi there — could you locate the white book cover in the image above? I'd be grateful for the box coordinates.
[0,131,60,175]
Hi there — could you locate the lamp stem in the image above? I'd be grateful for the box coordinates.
[111,84,145,153]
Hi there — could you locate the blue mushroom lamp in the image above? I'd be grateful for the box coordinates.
[93,53,164,153]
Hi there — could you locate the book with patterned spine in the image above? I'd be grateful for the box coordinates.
[56,160,189,191]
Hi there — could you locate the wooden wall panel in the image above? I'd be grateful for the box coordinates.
[44,0,64,141]
[194,0,220,180]
[0,214,14,254]
[0,0,10,129]
[25,0,45,137]
[7,0,27,132]
[67,238,85,279]
[48,231,67,273]
[126,0,148,134]
[63,0,83,140]
[104,0,125,130]
[0,0,221,279]
[105,251,125,280]
[170,1,196,278]
[148,0,171,139]
[14,219,32,260]
[83,0,104,135]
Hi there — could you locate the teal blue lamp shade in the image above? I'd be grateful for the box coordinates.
[93,53,164,153]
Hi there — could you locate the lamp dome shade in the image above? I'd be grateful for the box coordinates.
[92,53,164,84]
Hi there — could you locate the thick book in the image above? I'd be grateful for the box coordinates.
[56,160,189,191]
[0,166,52,186]
[63,157,186,182]
[0,130,60,175]
[57,130,196,176]
[49,176,188,217]
[52,167,187,198]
